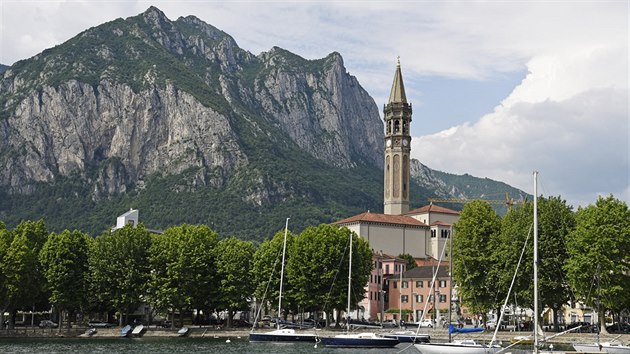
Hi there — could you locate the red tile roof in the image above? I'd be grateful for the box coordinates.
[335,211,427,227]
[406,204,460,216]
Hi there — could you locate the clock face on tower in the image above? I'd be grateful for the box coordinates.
[386,139,391,147]
[402,139,408,146]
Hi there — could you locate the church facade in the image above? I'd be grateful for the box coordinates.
[334,59,460,322]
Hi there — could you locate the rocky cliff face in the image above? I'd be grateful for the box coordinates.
[0,6,383,199]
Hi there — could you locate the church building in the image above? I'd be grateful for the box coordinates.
[334,59,459,322]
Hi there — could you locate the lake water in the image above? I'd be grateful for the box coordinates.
[0,337,423,353]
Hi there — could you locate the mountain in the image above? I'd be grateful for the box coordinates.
[0,7,528,240]
[0,65,8,75]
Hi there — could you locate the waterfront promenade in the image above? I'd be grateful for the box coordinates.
[1,325,628,346]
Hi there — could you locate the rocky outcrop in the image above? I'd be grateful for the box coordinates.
[0,6,382,197]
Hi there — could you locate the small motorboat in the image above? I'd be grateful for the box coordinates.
[120,325,133,337]
[131,324,145,337]
[177,327,191,337]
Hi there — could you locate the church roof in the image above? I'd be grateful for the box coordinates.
[406,204,460,216]
[335,211,427,227]
[388,58,407,104]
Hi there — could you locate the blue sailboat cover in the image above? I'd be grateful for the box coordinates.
[448,325,485,334]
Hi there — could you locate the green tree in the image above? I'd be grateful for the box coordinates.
[215,237,256,328]
[492,201,534,314]
[0,220,48,329]
[250,227,294,321]
[453,201,501,318]
[287,224,371,327]
[39,229,93,330]
[88,224,152,325]
[399,253,417,271]
[565,195,630,331]
[494,197,574,331]
[537,196,574,330]
[148,224,218,328]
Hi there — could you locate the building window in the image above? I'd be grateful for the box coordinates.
[439,294,447,303]
[431,230,436,238]
[393,281,398,289]
[402,281,408,289]
[416,294,423,303]
[416,281,423,288]
[386,265,390,274]
[429,295,434,302]
[402,295,409,303]
[439,280,447,288]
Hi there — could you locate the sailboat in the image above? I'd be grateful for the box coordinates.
[248,218,317,343]
[573,265,630,354]
[415,171,545,354]
[413,227,501,354]
[317,231,400,348]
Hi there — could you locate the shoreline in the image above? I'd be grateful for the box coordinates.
[1,326,628,345]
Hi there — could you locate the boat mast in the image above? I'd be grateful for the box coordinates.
[347,231,353,332]
[448,230,453,343]
[533,171,539,353]
[278,217,289,331]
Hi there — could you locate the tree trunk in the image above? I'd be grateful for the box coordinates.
[179,307,184,329]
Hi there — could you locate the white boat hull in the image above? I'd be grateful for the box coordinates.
[414,341,502,354]
[574,343,630,354]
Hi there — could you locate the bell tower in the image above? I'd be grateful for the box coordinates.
[383,58,412,215]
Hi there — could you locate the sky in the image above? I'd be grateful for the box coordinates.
[1,0,628,209]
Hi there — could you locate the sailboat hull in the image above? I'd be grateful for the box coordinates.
[382,331,430,343]
[248,329,317,342]
[574,343,630,354]
[414,342,502,354]
[318,333,399,348]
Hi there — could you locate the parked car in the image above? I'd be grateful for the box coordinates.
[606,322,630,334]
[88,321,114,328]
[418,319,434,328]
[381,319,398,328]
[566,321,596,333]
[38,320,58,328]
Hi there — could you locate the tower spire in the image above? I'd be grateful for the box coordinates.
[388,56,407,104]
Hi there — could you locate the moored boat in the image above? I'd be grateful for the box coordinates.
[120,325,133,337]
[573,342,630,354]
[249,328,317,342]
[248,218,317,343]
[131,324,145,337]
[318,332,400,348]
[415,340,502,354]
[315,231,399,348]
[177,327,191,337]
[382,330,430,343]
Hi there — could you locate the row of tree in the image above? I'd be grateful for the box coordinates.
[0,220,372,329]
[453,195,630,331]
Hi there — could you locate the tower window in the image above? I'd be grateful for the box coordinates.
[394,120,400,133]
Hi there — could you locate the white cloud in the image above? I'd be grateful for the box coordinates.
[413,46,629,208]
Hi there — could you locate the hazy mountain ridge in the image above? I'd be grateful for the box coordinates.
[0,7,528,238]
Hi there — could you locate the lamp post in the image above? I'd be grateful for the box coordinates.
[435,290,441,328]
